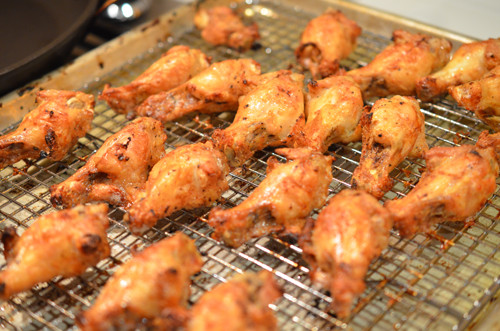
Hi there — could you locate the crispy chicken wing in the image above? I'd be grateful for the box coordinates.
[134,59,261,123]
[300,189,393,318]
[0,90,94,170]
[417,38,500,101]
[352,96,428,199]
[295,9,361,79]
[0,204,110,300]
[194,6,260,52]
[346,30,452,98]
[78,233,203,331]
[212,70,306,168]
[209,148,333,248]
[125,141,230,234]
[188,271,282,331]
[100,46,210,115]
[50,117,167,208]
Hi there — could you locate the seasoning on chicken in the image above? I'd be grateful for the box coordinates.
[209,148,333,248]
[0,89,94,170]
[300,189,392,318]
[0,204,110,300]
[295,9,361,79]
[346,30,452,98]
[50,117,167,208]
[417,38,500,101]
[194,6,260,52]
[77,233,203,331]
[100,45,210,115]
[352,96,428,199]
[134,59,261,123]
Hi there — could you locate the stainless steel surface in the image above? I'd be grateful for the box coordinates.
[1,0,499,330]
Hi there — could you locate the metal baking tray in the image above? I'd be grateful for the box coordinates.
[0,0,499,330]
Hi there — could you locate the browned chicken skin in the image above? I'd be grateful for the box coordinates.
[194,6,260,52]
[417,38,500,101]
[212,70,306,168]
[352,96,428,199]
[209,148,333,248]
[188,271,282,331]
[100,45,210,115]
[295,9,361,79]
[78,233,203,331]
[0,204,110,300]
[0,90,94,170]
[125,141,230,234]
[346,30,452,98]
[135,59,261,123]
[50,117,167,208]
[300,189,393,318]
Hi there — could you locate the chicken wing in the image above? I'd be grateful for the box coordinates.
[50,117,167,208]
[449,66,500,131]
[100,45,210,115]
[300,189,392,318]
[295,9,361,79]
[212,70,306,168]
[77,232,203,331]
[134,59,261,123]
[188,271,282,331]
[194,6,260,52]
[0,89,94,170]
[125,141,230,234]
[346,30,452,98]
[209,148,333,248]
[416,38,500,101]
[352,96,428,199]
[0,204,110,300]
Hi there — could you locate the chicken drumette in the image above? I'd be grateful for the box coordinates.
[50,117,167,208]
[209,148,333,248]
[0,90,94,170]
[295,9,361,79]
[0,204,110,299]
[352,96,428,199]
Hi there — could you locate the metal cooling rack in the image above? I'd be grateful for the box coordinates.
[1,1,499,330]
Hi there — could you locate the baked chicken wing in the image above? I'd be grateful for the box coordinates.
[0,89,94,170]
[300,189,393,318]
[417,38,500,101]
[209,148,333,248]
[295,9,361,79]
[100,45,210,115]
[346,30,452,98]
[78,233,203,331]
[50,117,167,208]
[352,96,428,199]
[0,204,110,300]
[135,59,261,123]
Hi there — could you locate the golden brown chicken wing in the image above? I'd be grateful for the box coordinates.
[209,148,333,248]
[300,189,393,318]
[346,30,452,98]
[125,141,230,234]
[50,117,167,208]
[100,45,210,115]
[188,271,282,331]
[417,38,500,101]
[194,6,260,52]
[78,232,203,331]
[212,70,306,168]
[134,59,261,123]
[295,9,361,79]
[0,89,94,170]
[0,204,110,300]
[352,96,428,199]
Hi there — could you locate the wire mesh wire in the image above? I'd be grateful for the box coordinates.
[1,1,499,330]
